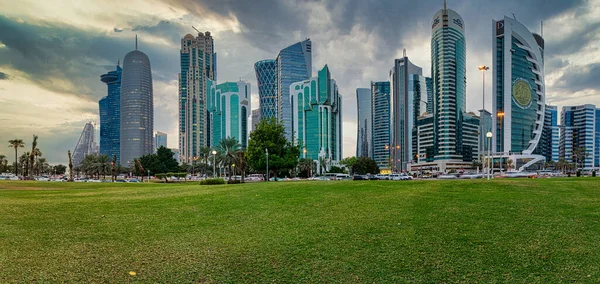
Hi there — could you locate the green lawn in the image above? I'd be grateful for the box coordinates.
[1,179,599,282]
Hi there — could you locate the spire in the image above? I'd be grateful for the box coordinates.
[117,59,120,67]
[403,48,406,58]
[135,34,138,50]
[444,0,447,10]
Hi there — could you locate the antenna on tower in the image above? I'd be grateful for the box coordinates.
[135,34,138,50]
[403,48,406,57]
[444,0,447,10]
[117,59,120,66]
[192,26,201,33]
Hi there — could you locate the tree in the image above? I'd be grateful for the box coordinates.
[354,157,380,175]
[573,147,589,169]
[298,158,315,178]
[328,166,346,174]
[0,155,7,173]
[505,159,514,171]
[246,118,300,180]
[138,146,180,177]
[215,137,242,182]
[8,138,25,175]
[471,160,483,170]
[53,164,67,175]
[340,157,358,175]
[28,134,39,178]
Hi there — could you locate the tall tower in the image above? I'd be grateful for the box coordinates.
[120,37,154,165]
[99,62,122,163]
[277,39,312,140]
[254,59,278,120]
[431,1,466,161]
[72,122,97,167]
[356,88,371,158]
[207,80,252,148]
[371,81,391,170]
[179,31,216,164]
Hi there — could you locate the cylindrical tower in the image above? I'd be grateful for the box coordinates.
[254,59,278,120]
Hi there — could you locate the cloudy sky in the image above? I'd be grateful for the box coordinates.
[0,0,599,164]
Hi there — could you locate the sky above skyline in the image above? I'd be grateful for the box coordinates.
[1,0,599,164]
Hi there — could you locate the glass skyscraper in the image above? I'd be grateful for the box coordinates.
[371,81,391,170]
[254,59,277,120]
[277,39,312,140]
[120,39,153,165]
[356,88,371,158]
[179,31,216,164]
[596,108,600,169]
[560,104,596,169]
[99,63,121,163]
[290,65,342,173]
[207,80,252,148]
[154,131,167,152]
[540,105,559,163]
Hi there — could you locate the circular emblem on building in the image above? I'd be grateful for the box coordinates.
[512,79,532,108]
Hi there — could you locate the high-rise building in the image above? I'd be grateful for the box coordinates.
[540,105,559,163]
[431,2,467,161]
[154,131,167,152]
[255,59,278,120]
[207,80,252,148]
[371,81,391,170]
[120,38,153,165]
[596,108,600,169]
[277,39,312,140]
[479,109,493,155]
[72,122,97,167]
[290,65,342,173]
[179,31,216,164]
[356,88,371,158]
[251,109,260,132]
[492,16,546,170]
[99,63,121,163]
[560,104,596,169]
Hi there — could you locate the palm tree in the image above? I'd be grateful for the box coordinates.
[0,155,6,173]
[28,135,38,178]
[19,152,29,177]
[8,139,25,175]
[215,137,242,181]
[298,158,315,178]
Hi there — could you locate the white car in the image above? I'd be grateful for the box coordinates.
[35,176,50,181]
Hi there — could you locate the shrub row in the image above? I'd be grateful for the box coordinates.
[200,178,226,185]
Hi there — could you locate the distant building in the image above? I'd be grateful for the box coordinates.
[99,62,121,163]
[170,148,180,164]
[154,131,167,152]
[179,31,216,165]
[73,122,97,167]
[290,65,342,173]
[120,37,153,165]
[356,88,371,158]
[560,104,596,169]
[208,80,252,148]
[371,81,391,170]
[479,109,492,155]
[251,109,260,132]
[254,59,277,120]
[596,108,600,169]
[540,105,559,163]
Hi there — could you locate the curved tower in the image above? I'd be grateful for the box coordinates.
[120,38,153,165]
[99,63,121,163]
[431,2,466,160]
[254,59,277,120]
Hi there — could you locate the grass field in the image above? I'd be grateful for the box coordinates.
[1,179,600,282]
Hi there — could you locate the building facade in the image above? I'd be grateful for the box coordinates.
[479,109,492,155]
[371,81,391,170]
[290,65,342,173]
[154,131,167,152]
[254,59,278,120]
[208,80,252,148]
[560,104,596,169]
[596,108,600,169]
[540,105,559,163]
[277,39,312,140]
[120,40,153,165]
[179,31,216,164]
[356,88,372,158]
[73,122,98,167]
[492,16,546,170]
[251,109,260,132]
[99,63,121,163]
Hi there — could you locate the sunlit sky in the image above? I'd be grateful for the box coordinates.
[1,0,599,164]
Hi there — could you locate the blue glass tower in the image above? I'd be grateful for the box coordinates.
[596,108,600,169]
[371,81,391,170]
[356,88,371,158]
[254,59,277,120]
[277,39,312,140]
[99,63,121,163]
[560,104,596,169]
[540,105,559,163]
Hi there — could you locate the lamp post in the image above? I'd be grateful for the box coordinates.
[478,66,489,160]
[232,163,236,179]
[147,170,150,183]
[486,131,493,180]
[212,150,217,178]
[265,148,269,182]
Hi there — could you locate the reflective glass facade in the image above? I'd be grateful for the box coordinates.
[356,88,371,157]
[254,59,278,120]
[208,80,251,148]
[560,104,596,168]
[371,81,391,169]
[154,131,167,152]
[120,48,153,165]
[540,105,559,162]
[99,64,121,163]
[596,109,600,168]
[277,40,312,140]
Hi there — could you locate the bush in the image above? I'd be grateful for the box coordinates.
[593,171,597,177]
[227,180,241,184]
[200,178,225,185]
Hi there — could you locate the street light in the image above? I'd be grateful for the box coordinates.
[478,65,489,160]
[232,163,236,178]
[265,148,269,182]
[211,150,217,178]
[486,131,493,180]
[147,170,150,183]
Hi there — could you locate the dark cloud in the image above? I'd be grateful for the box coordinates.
[554,63,600,93]
[114,27,124,32]
[132,20,187,46]
[0,71,8,80]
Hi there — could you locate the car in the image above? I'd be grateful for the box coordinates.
[375,174,388,180]
[127,179,140,183]
[352,175,366,180]
[438,174,458,179]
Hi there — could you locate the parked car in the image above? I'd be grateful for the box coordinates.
[438,174,458,179]
[352,175,366,180]
[375,174,388,180]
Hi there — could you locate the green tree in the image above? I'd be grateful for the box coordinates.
[53,164,67,175]
[354,156,380,175]
[505,159,514,171]
[246,118,300,180]
[215,137,242,182]
[327,166,346,174]
[28,135,38,178]
[138,146,180,177]
[340,156,358,175]
[573,147,589,169]
[0,154,7,173]
[471,160,483,170]
[8,138,25,175]
[298,158,315,178]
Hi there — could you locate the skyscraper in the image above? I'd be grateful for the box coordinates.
[154,131,167,152]
[492,16,546,170]
[207,80,252,148]
[431,1,467,161]
[99,63,121,163]
[120,37,153,165]
[540,105,559,163]
[255,59,277,120]
[596,108,600,169]
[560,104,596,169]
[371,81,391,170]
[290,65,342,173]
[277,39,312,140]
[179,31,216,164]
[356,88,371,158]
[251,109,260,132]
[73,122,97,167]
